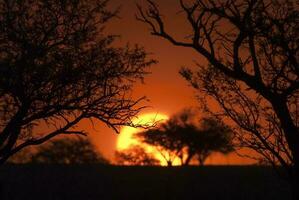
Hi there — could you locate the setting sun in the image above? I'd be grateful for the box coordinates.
[116,113,168,149]
[116,113,181,166]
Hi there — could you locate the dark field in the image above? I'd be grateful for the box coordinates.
[0,165,291,200]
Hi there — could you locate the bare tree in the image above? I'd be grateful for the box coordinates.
[137,0,299,197]
[115,145,159,166]
[0,0,155,164]
[136,109,234,166]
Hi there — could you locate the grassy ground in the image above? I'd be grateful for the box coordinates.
[0,165,292,200]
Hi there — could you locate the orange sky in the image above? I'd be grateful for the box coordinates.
[81,0,256,165]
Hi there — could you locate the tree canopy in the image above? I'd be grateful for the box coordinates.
[136,109,234,166]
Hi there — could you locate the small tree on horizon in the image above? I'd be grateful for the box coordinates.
[9,137,109,164]
[194,117,234,165]
[136,109,234,166]
[115,145,160,166]
[31,137,109,164]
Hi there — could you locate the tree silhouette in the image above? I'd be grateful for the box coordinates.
[0,0,155,164]
[136,128,181,166]
[8,137,108,164]
[115,145,159,166]
[30,137,109,164]
[138,0,299,196]
[193,117,234,165]
[136,109,234,166]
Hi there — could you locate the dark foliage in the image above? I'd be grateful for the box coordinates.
[31,137,109,164]
[115,145,159,166]
[8,137,109,164]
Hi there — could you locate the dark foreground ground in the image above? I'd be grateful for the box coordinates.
[0,165,292,200]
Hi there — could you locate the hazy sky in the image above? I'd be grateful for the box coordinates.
[83,0,255,165]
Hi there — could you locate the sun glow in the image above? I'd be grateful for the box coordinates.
[116,113,182,166]
[117,113,168,150]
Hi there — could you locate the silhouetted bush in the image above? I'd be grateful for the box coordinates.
[9,137,109,164]
[115,145,159,166]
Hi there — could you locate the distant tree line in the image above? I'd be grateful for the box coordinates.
[8,137,109,165]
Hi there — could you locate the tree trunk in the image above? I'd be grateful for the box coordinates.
[271,99,299,199]
[178,153,184,166]
[198,156,205,166]
[289,152,299,200]
[183,156,192,166]
[183,152,196,166]
[0,105,29,165]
